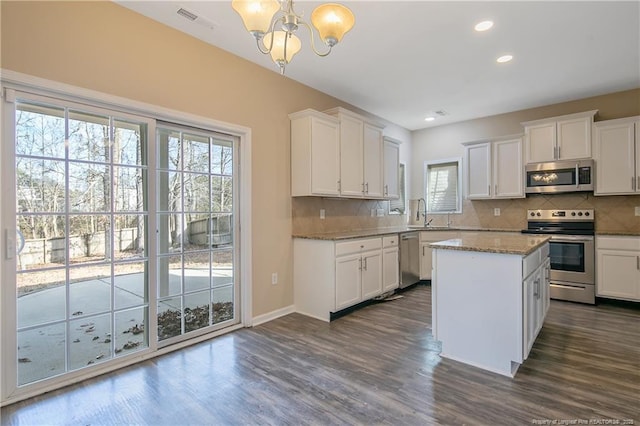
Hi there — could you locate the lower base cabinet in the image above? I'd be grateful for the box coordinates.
[295,235,398,322]
[419,231,458,280]
[596,236,640,302]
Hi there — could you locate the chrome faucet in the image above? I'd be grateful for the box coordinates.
[417,198,430,227]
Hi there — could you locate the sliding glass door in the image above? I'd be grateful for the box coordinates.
[3,91,240,397]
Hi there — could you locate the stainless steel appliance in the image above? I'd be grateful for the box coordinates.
[525,159,594,194]
[399,232,420,288]
[522,209,595,304]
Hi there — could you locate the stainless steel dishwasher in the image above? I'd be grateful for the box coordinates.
[399,232,420,288]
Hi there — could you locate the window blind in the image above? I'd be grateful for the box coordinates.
[426,161,459,213]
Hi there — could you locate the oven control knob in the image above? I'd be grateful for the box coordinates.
[571,212,576,216]
[585,211,590,216]
[578,212,583,216]
[530,212,535,217]
[536,212,541,217]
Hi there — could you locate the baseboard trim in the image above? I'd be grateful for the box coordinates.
[252,305,295,326]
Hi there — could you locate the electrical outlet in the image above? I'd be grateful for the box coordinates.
[635,206,640,216]
[320,209,325,219]
[494,208,501,216]
[377,208,385,217]
[271,272,278,285]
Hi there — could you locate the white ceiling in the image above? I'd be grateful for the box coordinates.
[118,1,640,131]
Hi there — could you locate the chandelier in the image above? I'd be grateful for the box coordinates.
[231,0,355,74]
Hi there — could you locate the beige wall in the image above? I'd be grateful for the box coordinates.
[0,1,410,318]
[410,89,640,233]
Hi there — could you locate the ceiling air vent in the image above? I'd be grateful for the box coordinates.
[177,8,198,21]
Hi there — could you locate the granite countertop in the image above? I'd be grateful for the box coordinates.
[292,226,522,241]
[429,232,551,256]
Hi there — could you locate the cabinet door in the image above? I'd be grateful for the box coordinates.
[557,116,591,160]
[339,115,364,197]
[383,140,400,199]
[594,120,636,195]
[335,253,362,310]
[525,122,556,163]
[361,251,383,300]
[382,247,399,292]
[420,242,433,280]
[522,273,537,359]
[466,143,491,199]
[310,117,341,196]
[493,138,524,198]
[597,249,640,301]
[363,123,384,198]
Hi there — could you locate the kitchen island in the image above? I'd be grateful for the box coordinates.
[430,232,550,377]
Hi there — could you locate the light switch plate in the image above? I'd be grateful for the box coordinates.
[377,208,385,217]
[494,208,501,216]
[635,206,640,216]
[320,209,325,219]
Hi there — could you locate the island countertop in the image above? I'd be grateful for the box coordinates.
[429,232,550,256]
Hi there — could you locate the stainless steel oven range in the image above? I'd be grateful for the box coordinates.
[522,209,595,304]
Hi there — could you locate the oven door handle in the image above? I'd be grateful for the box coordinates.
[550,235,594,242]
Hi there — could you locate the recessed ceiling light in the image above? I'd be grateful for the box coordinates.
[474,20,494,32]
[425,116,436,122]
[496,55,513,63]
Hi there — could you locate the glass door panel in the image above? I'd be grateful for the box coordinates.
[156,126,238,344]
[14,99,150,387]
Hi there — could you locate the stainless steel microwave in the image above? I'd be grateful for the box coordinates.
[525,159,594,194]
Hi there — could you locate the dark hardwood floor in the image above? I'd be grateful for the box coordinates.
[2,284,639,425]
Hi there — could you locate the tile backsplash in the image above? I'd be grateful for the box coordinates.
[292,194,640,234]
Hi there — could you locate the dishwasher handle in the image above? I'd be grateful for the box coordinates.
[401,235,419,240]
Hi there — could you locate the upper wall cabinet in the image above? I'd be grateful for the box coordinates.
[383,137,400,199]
[593,116,640,195]
[290,109,341,197]
[522,110,597,163]
[464,137,524,199]
[325,107,385,199]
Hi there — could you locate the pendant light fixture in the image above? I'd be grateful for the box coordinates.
[232,0,355,74]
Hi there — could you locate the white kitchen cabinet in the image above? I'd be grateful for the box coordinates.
[363,123,384,198]
[596,236,640,302]
[382,235,399,292]
[360,251,382,300]
[522,110,597,163]
[383,137,400,199]
[464,138,524,199]
[325,107,385,199]
[465,142,491,198]
[290,109,340,196]
[294,236,387,321]
[523,257,550,358]
[593,116,640,195]
[419,231,458,280]
[432,241,550,376]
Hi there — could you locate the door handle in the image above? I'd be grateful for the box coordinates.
[637,256,639,270]
[359,258,362,271]
[363,257,368,271]
[557,145,561,159]
[633,177,636,191]
[337,180,341,191]
[494,184,497,196]
[365,182,369,194]
[422,246,425,256]
[488,185,491,196]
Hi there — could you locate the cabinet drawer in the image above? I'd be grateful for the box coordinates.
[336,237,382,256]
[597,236,640,251]
[383,235,398,248]
[523,249,541,279]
